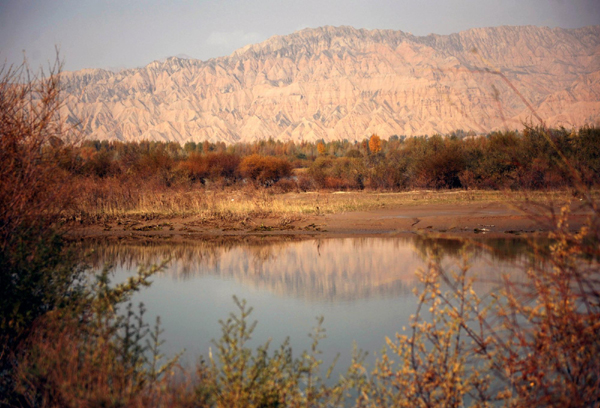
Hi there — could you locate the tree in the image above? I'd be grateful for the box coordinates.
[317,141,327,156]
[183,141,197,153]
[369,134,382,154]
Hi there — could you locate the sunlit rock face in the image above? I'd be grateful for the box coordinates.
[61,25,600,143]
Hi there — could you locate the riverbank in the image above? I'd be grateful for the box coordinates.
[65,190,592,242]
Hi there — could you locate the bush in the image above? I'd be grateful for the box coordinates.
[0,60,82,338]
[239,154,292,186]
[179,152,210,183]
[0,59,85,403]
[574,126,600,186]
[308,157,365,190]
[354,198,600,407]
[13,265,181,408]
[206,152,241,184]
[272,178,297,193]
[193,297,346,408]
[412,136,465,189]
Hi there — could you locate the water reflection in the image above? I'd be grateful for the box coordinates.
[86,237,527,302]
[82,236,531,375]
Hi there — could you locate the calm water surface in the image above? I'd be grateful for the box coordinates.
[88,237,529,374]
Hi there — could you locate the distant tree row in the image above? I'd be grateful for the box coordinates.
[54,126,600,191]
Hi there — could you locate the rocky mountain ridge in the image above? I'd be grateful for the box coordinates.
[60,25,600,143]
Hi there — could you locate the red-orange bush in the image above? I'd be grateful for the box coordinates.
[239,154,291,186]
[179,152,210,182]
[206,152,241,183]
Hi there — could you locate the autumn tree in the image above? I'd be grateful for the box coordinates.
[317,141,327,155]
[369,134,382,154]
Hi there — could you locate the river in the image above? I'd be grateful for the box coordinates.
[86,236,530,377]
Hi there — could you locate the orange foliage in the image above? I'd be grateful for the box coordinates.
[178,152,240,183]
[205,152,240,181]
[317,142,327,155]
[179,153,209,182]
[239,154,291,186]
[369,134,382,153]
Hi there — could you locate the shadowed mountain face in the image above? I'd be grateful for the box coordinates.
[61,25,600,143]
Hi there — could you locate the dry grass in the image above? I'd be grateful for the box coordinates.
[70,177,581,224]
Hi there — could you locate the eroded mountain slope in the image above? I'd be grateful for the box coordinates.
[60,25,600,143]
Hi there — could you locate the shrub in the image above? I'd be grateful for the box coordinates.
[13,265,182,408]
[239,154,292,186]
[296,172,315,191]
[179,152,210,183]
[307,157,364,190]
[206,152,241,184]
[345,149,363,158]
[194,297,346,408]
[0,59,85,403]
[412,137,465,189]
[355,198,600,407]
[574,126,600,186]
[0,60,82,339]
[307,157,334,188]
[272,178,297,193]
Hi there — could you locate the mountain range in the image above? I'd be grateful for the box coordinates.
[60,25,600,143]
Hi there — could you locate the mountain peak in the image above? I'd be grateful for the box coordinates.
[60,25,600,143]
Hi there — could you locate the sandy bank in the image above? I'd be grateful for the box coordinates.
[66,200,591,243]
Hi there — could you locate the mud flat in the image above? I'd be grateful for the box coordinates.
[66,199,592,243]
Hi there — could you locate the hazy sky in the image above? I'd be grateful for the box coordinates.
[1,0,599,72]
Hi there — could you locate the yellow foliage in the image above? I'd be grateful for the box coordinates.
[369,134,382,153]
[317,141,327,155]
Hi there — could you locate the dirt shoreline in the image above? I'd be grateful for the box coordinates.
[66,200,591,243]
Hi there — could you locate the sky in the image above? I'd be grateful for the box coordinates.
[1,0,599,72]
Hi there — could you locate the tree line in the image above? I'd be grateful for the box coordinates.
[55,126,600,191]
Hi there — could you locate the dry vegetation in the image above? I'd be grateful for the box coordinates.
[74,184,502,218]
[72,180,582,226]
[352,202,600,407]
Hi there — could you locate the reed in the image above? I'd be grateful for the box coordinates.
[70,177,579,224]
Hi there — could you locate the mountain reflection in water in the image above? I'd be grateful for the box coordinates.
[83,236,530,373]
[86,236,528,302]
